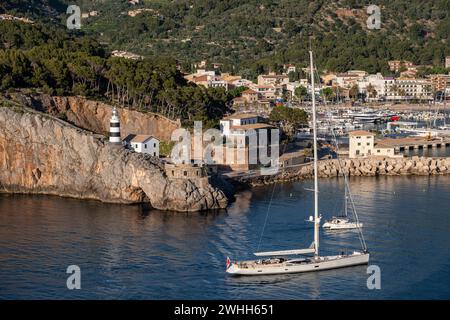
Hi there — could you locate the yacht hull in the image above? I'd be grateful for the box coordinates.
[323,223,363,230]
[226,253,369,276]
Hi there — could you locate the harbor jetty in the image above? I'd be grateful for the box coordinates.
[234,156,450,186]
[377,137,450,152]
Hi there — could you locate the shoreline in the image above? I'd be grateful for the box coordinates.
[228,156,450,187]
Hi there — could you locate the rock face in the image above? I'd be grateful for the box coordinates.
[8,93,180,142]
[239,157,450,186]
[0,105,227,212]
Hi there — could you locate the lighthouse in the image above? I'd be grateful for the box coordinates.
[109,107,121,144]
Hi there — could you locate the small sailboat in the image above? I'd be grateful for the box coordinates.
[322,189,363,230]
[226,51,369,276]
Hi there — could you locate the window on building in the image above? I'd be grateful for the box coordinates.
[358,142,361,146]
[377,150,380,153]
[144,144,147,148]
[356,150,360,155]
[154,143,156,148]
[367,142,370,146]
[135,144,138,148]
[184,171,187,176]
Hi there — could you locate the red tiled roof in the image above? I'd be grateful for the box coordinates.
[223,113,259,120]
[131,135,157,143]
[349,130,375,136]
[242,89,258,94]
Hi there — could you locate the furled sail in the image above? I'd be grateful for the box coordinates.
[254,248,315,256]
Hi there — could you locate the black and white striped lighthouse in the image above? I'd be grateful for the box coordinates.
[109,107,121,144]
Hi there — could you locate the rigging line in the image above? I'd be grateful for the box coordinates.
[256,179,277,252]
[314,67,368,251]
[325,100,367,251]
[256,139,289,252]
[330,127,367,251]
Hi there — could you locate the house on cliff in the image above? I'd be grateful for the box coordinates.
[109,106,160,157]
[123,134,160,157]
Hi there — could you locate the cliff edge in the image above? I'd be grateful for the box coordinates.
[7,93,181,142]
[0,103,227,211]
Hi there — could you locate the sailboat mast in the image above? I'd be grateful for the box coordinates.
[345,185,349,217]
[309,50,319,257]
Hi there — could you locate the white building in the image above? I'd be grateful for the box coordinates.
[249,84,278,100]
[358,76,433,101]
[231,78,254,88]
[386,78,433,101]
[334,70,368,88]
[286,80,310,98]
[124,134,160,157]
[111,50,143,60]
[219,113,276,148]
[284,64,297,74]
[220,113,259,137]
[357,73,386,100]
[207,79,229,90]
[257,73,290,86]
[349,130,396,158]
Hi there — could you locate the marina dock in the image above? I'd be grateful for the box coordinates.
[377,137,450,152]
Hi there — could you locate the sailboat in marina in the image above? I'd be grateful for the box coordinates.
[226,51,369,276]
[320,73,364,231]
[322,187,363,230]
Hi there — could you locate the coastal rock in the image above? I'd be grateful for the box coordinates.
[0,105,227,212]
[7,93,181,142]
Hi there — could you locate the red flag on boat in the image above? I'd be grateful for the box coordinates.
[226,256,231,269]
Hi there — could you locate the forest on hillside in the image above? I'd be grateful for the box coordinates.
[2,0,447,77]
[1,0,449,76]
[0,0,449,126]
[0,20,237,127]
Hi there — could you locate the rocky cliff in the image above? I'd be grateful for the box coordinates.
[0,103,227,211]
[238,157,450,186]
[7,93,180,142]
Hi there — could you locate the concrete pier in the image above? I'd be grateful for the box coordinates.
[389,137,450,153]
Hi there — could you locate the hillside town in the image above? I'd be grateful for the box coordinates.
[184,57,450,112]
[100,55,450,177]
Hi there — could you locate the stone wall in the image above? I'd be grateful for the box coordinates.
[237,156,450,186]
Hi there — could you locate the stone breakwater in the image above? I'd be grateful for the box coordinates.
[0,104,227,212]
[237,157,450,186]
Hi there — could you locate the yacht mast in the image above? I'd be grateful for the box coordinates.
[310,50,319,257]
[344,187,348,217]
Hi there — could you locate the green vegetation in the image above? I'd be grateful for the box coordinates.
[0,20,233,128]
[294,85,308,102]
[320,87,335,101]
[159,140,175,157]
[0,0,448,126]
[269,106,308,137]
[4,0,445,75]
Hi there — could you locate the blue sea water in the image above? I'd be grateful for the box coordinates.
[1,175,450,299]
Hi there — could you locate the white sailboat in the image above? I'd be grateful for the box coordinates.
[322,188,363,230]
[226,51,369,276]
